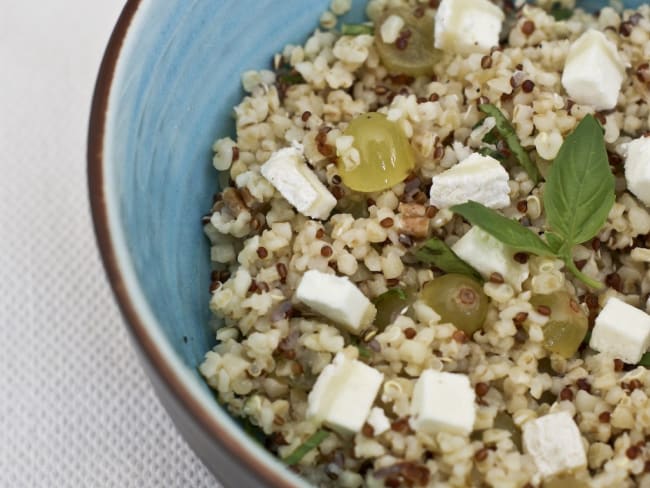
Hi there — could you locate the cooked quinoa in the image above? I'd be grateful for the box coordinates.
[200,0,650,486]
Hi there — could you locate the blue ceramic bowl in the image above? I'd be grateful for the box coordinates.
[88,0,642,486]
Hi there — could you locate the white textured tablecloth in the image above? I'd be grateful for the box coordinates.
[0,2,221,486]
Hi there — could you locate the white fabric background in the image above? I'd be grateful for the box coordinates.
[0,2,221,486]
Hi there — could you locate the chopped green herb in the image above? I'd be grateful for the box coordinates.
[373,286,407,303]
[482,127,500,145]
[341,23,374,35]
[373,287,411,329]
[451,116,615,289]
[639,352,650,368]
[479,104,541,183]
[357,344,372,359]
[276,64,306,85]
[414,237,484,281]
[550,2,573,20]
[583,329,592,346]
[283,429,330,465]
[478,146,506,162]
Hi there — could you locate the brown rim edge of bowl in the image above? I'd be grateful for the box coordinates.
[86,3,295,487]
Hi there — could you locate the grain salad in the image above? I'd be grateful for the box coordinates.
[199,0,650,486]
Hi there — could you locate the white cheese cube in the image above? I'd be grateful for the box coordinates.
[260,145,336,220]
[522,411,587,478]
[434,0,504,55]
[623,136,650,206]
[296,269,376,333]
[452,226,529,290]
[429,152,510,209]
[366,407,391,436]
[307,353,384,434]
[590,297,650,364]
[561,29,626,111]
[410,370,475,435]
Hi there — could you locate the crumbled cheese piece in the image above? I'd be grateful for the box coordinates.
[380,14,405,44]
[260,145,336,220]
[410,370,475,435]
[366,407,391,435]
[590,297,650,364]
[429,152,510,209]
[434,0,505,54]
[452,227,529,290]
[296,269,376,333]
[522,411,587,478]
[623,136,650,206]
[307,353,384,434]
[561,29,626,111]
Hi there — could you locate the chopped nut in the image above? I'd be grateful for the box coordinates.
[398,202,430,238]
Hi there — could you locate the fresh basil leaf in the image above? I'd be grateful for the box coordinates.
[544,232,564,254]
[341,23,374,35]
[550,2,573,20]
[639,352,650,368]
[451,201,555,257]
[283,429,330,465]
[414,237,483,281]
[543,115,615,248]
[479,104,541,183]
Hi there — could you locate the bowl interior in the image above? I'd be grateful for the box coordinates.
[99,0,643,484]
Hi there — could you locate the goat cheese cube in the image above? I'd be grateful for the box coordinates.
[452,226,529,290]
[429,152,510,209]
[410,370,475,435]
[366,407,391,435]
[307,353,384,434]
[296,269,376,333]
[589,297,650,364]
[523,411,587,478]
[623,137,650,206]
[434,0,504,54]
[561,29,626,111]
[261,145,336,220]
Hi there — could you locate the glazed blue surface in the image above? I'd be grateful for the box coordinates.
[104,0,643,479]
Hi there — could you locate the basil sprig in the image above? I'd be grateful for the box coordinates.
[452,115,615,289]
[414,237,483,282]
[479,104,541,184]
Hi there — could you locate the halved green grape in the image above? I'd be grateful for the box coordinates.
[531,291,588,359]
[421,274,488,335]
[373,287,414,329]
[339,112,414,192]
[374,7,442,76]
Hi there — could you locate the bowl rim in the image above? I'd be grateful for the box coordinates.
[86,2,296,486]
